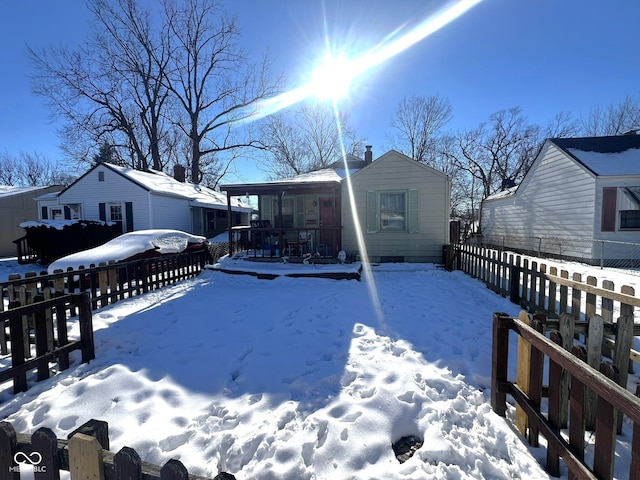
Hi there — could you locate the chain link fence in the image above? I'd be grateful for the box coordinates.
[474,234,640,272]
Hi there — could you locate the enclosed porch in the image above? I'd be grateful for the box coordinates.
[221,180,342,262]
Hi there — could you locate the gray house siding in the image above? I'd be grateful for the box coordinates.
[342,151,450,263]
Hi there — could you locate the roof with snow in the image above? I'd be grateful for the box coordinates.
[60,163,252,211]
[550,134,640,176]
[221,154,367,195]
[0,185,57,200]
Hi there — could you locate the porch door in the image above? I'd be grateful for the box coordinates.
[319,195,338,252]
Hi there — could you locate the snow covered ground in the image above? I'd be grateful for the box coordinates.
[0,256,637,479]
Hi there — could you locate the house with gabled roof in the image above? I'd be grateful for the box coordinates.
[221,147,451,263]
[481,133,640,263]
[0,185,62,257]
[35,162,252,238]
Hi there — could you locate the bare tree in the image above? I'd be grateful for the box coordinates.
[389,94,452,165]
[0,151,74,187]
[445,107,540,203]
[161,0,282,184]
[580,95,640,136]
[260,102,365,179]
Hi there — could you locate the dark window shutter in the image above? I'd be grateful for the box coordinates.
[125,202,134,232]
[99,203,106,221]
[601,187,617,232]
[41,207,48,220]
[63,206,71,220]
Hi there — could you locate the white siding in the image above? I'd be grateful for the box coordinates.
[148,194,192,231]
[342,151,450,263]
[58,165,151,229]
[482,143,596,257]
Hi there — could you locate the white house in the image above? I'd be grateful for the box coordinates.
[481,134,640,262]
[36,163,252,238]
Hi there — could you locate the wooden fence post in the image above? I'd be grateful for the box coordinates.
[515,311,532,436]
[593,363,619,480]
[527,315,546,448]
[9,304,28,393]
[491,313,511,417]
[68,419,109,450]
[68,433,104,480]
[78,293,95,363]
[0,421,19,480]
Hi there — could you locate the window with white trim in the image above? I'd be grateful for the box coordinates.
[367,189,419,233]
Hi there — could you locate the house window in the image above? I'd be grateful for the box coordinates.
[51,208,63,220]
[98,171,105,182]
[618,187,640,230]
[379,192,406,231]
[620,210,640,229]
[109,204,123,222]
[66,204,82,220]
[367,189,419,234]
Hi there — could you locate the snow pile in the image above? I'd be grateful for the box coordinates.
[47,229,206,273]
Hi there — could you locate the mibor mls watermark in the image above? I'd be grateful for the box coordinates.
[9,451,47,473]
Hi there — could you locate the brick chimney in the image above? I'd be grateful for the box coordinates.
[364,145,373,164]
[174,165,186,182]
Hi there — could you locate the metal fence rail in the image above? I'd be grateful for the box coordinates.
[477,234,640,271]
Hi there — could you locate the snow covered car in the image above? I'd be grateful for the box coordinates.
[47,229,209,274]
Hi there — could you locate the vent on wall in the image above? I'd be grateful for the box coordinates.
[98,172,105,182]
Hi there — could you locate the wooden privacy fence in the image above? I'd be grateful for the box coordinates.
[0,418,236,480]
[492,311,640,479]
[1,249,211,314]
[451,243,640,365]
[0,293,94,395]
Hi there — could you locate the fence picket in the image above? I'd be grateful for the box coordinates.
[632,385,640,477]
[0,421,18,480]
[69,433,105,480]
[114,447,142,480]
[546,330,563,477]
[615,314,634,434]
[572,273,582,321]
[549,267,558,315]
[527,315,546,447]
[559,270,569,315]
[594,363,619,480]
[569,345,587,465]
[160,459,189,480]
[586,276,597,320]
[559,313,575,428]
[586,315,604,430]
[32,427,60,480]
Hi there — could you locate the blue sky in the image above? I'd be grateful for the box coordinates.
[1,0,640,183]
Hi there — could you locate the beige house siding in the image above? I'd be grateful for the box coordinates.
[0,186,62,258]
[341,151,450,263]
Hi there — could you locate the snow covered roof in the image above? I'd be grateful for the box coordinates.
[0,185,55,200]
[57,163,251,212]
[551,135,640,176]
[484,185,517,202]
